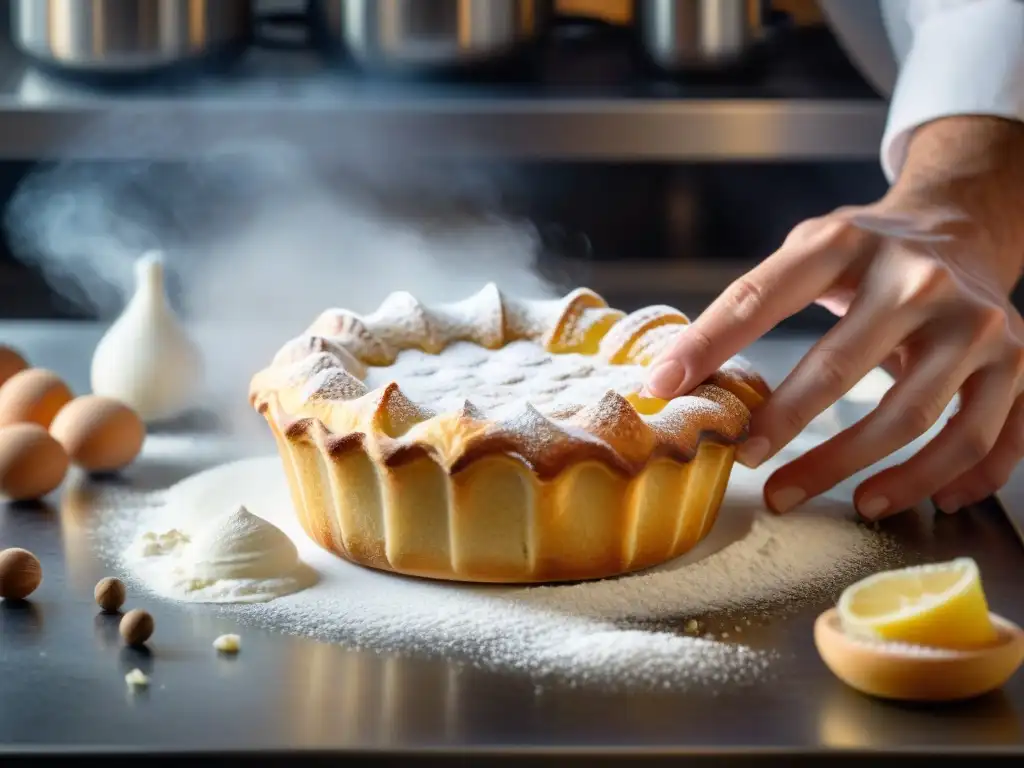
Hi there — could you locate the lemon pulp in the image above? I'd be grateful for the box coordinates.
[837,557,998,651]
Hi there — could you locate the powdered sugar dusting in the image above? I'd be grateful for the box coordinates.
[519,512,890,621]
[363,341,646,418]
[251,286,760,475]
[275,286,703,417]
[84,445,900,691]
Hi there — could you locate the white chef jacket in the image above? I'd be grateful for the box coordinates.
[818,0,1024,182]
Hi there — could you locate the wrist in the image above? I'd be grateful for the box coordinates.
[882,116,1024,291]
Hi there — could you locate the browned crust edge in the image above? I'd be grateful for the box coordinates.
[258,386,751,482]
[249,287,770,481]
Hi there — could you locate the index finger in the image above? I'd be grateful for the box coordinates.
[646,220,861,399]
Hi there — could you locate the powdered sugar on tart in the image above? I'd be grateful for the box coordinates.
[250,285,768,478]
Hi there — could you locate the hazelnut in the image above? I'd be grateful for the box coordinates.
[94,577,126,613]
[0,548,42,600]
[120,608,154,646]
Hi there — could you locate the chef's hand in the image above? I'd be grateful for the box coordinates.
[646,116,1024,521]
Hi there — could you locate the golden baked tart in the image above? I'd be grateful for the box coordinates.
[249,285,768,584]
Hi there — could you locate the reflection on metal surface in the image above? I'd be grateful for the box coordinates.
[60,469,113,590]
[314,0,554,72]
[636,0,767,72]
[93,612,124,650]
[0,497,60,540]
[119,644,155,678]
[291,641,473,746]
[0,92,887,161]
[11,0,254,72]
[0,600,44,645]
[0,34,886,160]
[817,684,1024,748]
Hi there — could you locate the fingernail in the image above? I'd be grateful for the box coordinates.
[647,360,685,398]
[936,495,964,515]
[769,486,806,514]
[858,496,890,521]
[737,436,770,468]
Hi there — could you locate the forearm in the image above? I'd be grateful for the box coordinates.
[882,0,1024,182]
[885,116,1024,292]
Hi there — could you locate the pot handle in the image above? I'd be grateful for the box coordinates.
[252,10,314,51]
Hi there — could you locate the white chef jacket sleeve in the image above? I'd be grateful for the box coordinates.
[882,0,1024,182]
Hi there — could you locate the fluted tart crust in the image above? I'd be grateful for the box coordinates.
[249,285,769,584]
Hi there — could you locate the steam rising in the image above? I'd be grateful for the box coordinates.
[4,135,559,437]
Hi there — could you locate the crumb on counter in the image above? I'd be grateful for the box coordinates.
[213,633,241,653]
[125,668,150,688]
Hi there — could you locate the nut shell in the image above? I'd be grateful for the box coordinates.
[0,548,42,600]
[0,423,70,501]
[0,368,73,428]
[94,576,127,613]
[0,346,28,389]
[50,395,145,473]
[120,608,154,646]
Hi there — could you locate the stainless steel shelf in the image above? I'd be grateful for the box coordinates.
[0,36,887,161]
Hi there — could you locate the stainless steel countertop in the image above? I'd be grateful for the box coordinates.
[997,473,1024,544]
[1,322,1022,764]
[0,24,886,161]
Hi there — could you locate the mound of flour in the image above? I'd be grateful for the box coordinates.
[123,502,318,604]
[86,442,899,690]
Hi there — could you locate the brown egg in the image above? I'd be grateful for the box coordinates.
[49,395,145,473]
[0,368,73,428]
[0,346,28,389]
[0,423,70,501]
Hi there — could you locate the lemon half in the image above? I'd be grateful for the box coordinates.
[837,557,999,651]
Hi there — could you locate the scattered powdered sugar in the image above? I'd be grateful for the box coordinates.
[84,438,901,691]
[838,635,969,659]
[518,511,889,621]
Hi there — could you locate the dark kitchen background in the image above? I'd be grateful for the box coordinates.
[0,0,1018,327]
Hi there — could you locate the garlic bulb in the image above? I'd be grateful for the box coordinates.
[90,252,203,423]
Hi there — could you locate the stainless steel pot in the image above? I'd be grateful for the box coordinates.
[635,0,772,72]
[310,0,555,74]
[11,0,255,74]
